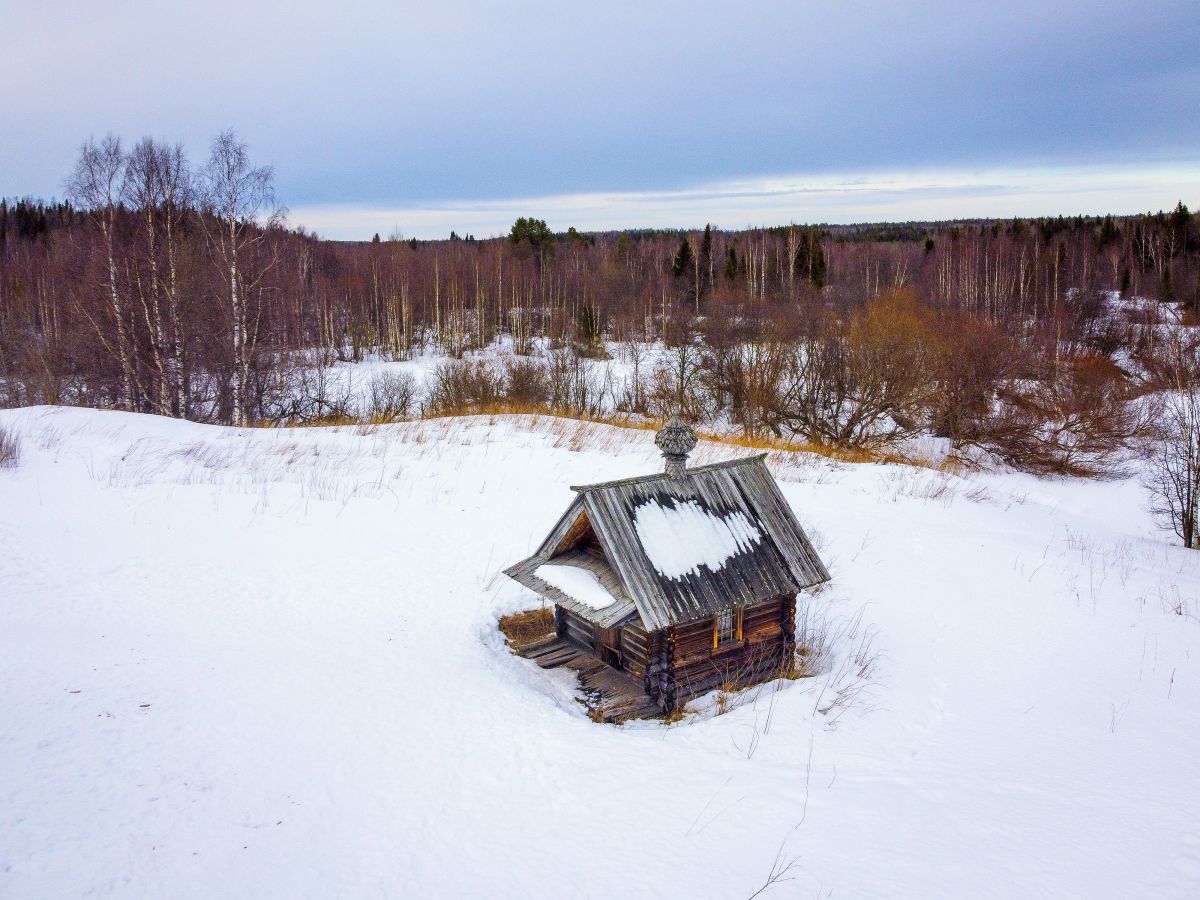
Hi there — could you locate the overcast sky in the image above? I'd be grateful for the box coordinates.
[4,0,1198,238]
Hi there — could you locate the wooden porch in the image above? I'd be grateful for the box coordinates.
[518,635,662,724]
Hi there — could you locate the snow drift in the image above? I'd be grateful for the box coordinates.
[0,406,1197,898]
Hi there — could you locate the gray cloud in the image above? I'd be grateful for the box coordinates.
[4,0,1197,224]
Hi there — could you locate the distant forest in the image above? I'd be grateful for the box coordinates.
[2,132,1199,476]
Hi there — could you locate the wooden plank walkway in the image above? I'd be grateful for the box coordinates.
[518,637,662,724]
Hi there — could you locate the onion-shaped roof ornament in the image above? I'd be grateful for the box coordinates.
[655,415,697,478]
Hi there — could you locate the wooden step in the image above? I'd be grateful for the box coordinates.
[534,647,582,668]
[518,634,564,657]
[513,637,661,723]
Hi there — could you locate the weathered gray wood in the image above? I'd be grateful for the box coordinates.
[505,454,828,633]
[504,451,830,714]
[518,636,570,659]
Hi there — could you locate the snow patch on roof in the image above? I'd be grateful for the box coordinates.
[633,499,762,580]
[534,563,618,611]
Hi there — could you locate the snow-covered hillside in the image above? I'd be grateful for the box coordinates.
[1,407,1197,898]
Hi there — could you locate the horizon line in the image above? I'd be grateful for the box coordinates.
[288,160,1200,241]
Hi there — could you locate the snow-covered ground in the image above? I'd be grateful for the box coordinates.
[1,406,1197,898]
[322,335,657,413]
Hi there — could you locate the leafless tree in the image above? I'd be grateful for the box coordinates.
[66,135,136,409]
[1146,338,1200,547]
[776,292,936,449]
[124,138,192,416]
[198,130,283,425]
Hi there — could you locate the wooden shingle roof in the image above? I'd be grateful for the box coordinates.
[505,454,829,631]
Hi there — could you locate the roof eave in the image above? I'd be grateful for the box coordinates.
[502,554,639,627]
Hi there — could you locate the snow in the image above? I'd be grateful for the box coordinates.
[1,406,1199,898]
[633,498,762,579]
[534,562,618,610]
[321,336,670,420]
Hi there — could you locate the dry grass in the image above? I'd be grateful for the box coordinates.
[662,708,686,725]
[0,425,20,468]
[706,425,955,471]
[786,645,818,680]
[498,607,555,649]
[428,409,952,475]
[250,400,951,472]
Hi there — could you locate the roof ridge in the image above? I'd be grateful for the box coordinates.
[569,453,767,493]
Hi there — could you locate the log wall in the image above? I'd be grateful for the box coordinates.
[621,620,650,680]
[556,594,797,714]
[557,606,596,651]
[669,595,793,707]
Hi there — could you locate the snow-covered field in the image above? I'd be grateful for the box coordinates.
[1,406,1198,898]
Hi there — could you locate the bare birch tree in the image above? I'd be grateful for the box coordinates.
[66,135,136,409]
[198,131,282,425]
[124,138,192,416]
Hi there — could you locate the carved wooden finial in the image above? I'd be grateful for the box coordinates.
[655,415,697,478]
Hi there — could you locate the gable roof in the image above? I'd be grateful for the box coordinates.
[504,455,830,631]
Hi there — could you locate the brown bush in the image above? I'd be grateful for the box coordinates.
[982,352,1150,477]
[928,314,1018,442]
[426,358,504,415]
[365,370,419,421]
[703,340,790,437]
[503,356,551,406]
[775,289,939,448]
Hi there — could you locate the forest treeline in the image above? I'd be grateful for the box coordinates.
[2,131,1199,478]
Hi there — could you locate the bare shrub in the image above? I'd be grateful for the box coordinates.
[983,353,1150,477]
[646,340,709,421]
[365,370,419,421]
[426,358,504,415]
[928,314,1018,442]
[1146,338,1200,547]
[503,356,551,407]
[776,290,938,448]
[704,341,791,437]
[257,356,356,424]
[614,338,651,415]
[1136,324,1200,391]
[546,349,604,416]
[0,425,20,468]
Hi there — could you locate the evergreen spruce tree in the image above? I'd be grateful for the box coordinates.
[1169,201,1193,254]
[794,228,826,288]
[1097,215,1119,250]
[509,217,553,252]
[672,235,695,278]
[576,304,602,352]
[793,236,809,283]
[809,230,827,289]
[724,246,738,281]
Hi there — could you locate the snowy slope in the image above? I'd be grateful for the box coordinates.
[0,407,1197,899]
